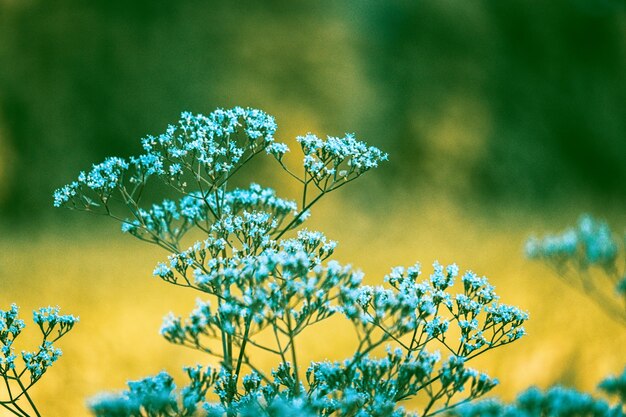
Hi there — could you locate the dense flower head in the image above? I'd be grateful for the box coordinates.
[265,142,290,160]
[53,107,285,212]
[0,304,25,339]
[159,245,362,345]
[340,262,527,357]
[439,356,498,397]
[155,225,354,355]
[305,348,446,412]
[199,346,499,417]
[204,394,320,417]
[0,304,25,371]
[53,157,129,207]
[53,181,79,208]
[21,341,63,382]
[224,184,298,217]
[82,157,130,191]
[33,306,79,338]
[430,261,458,290]
[125,371,178,413]
[154,227,341,288]
[204,354,420,417]
[297,132,388,191]
[138,107,278,181]
[280,230,337,262]
[53,108,387,286]
[120,198,183,241]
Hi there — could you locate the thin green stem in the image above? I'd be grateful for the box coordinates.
[12,369,40,417]
[286,312,301,395]
[0,402,27,417]
[234,315,253,384]
[275,192,325,240]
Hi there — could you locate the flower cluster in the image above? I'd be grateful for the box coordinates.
[196,350,497,417]
[137,108,278,190]
[526,214,626,326]
[159,245,360,352]
[153,259,524,416]
[121,184,304,250]
[33,305,79,340]
[55,107,527,417]
[298,133,388,192]
[53,107,283,213]
[0,304,77,416]
[304,349,495,416]
[340,262,527,358]
[21,341,62,382]
[0,304,25,372]
[53,157,130,208]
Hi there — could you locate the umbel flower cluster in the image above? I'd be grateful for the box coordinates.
[0,304,78,416]
[55,107,528,416]
[526,214,626,325]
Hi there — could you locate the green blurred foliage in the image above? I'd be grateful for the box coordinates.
[0,0,624,221]
[352,0,626,202]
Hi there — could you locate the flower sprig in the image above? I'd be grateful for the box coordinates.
[297,133,388,193]
[0,304,78,417]
[341,262,527,356]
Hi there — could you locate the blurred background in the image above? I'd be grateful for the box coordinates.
[0,0,625,415]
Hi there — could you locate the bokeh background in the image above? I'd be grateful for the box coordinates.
[1,0,625,415]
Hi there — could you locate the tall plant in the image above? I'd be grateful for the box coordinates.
[55,107,528,416]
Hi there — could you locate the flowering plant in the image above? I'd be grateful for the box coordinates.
[55,107,528,416]
[0,305,78,416]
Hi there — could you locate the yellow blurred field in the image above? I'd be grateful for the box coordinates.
[1,201,625,416]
